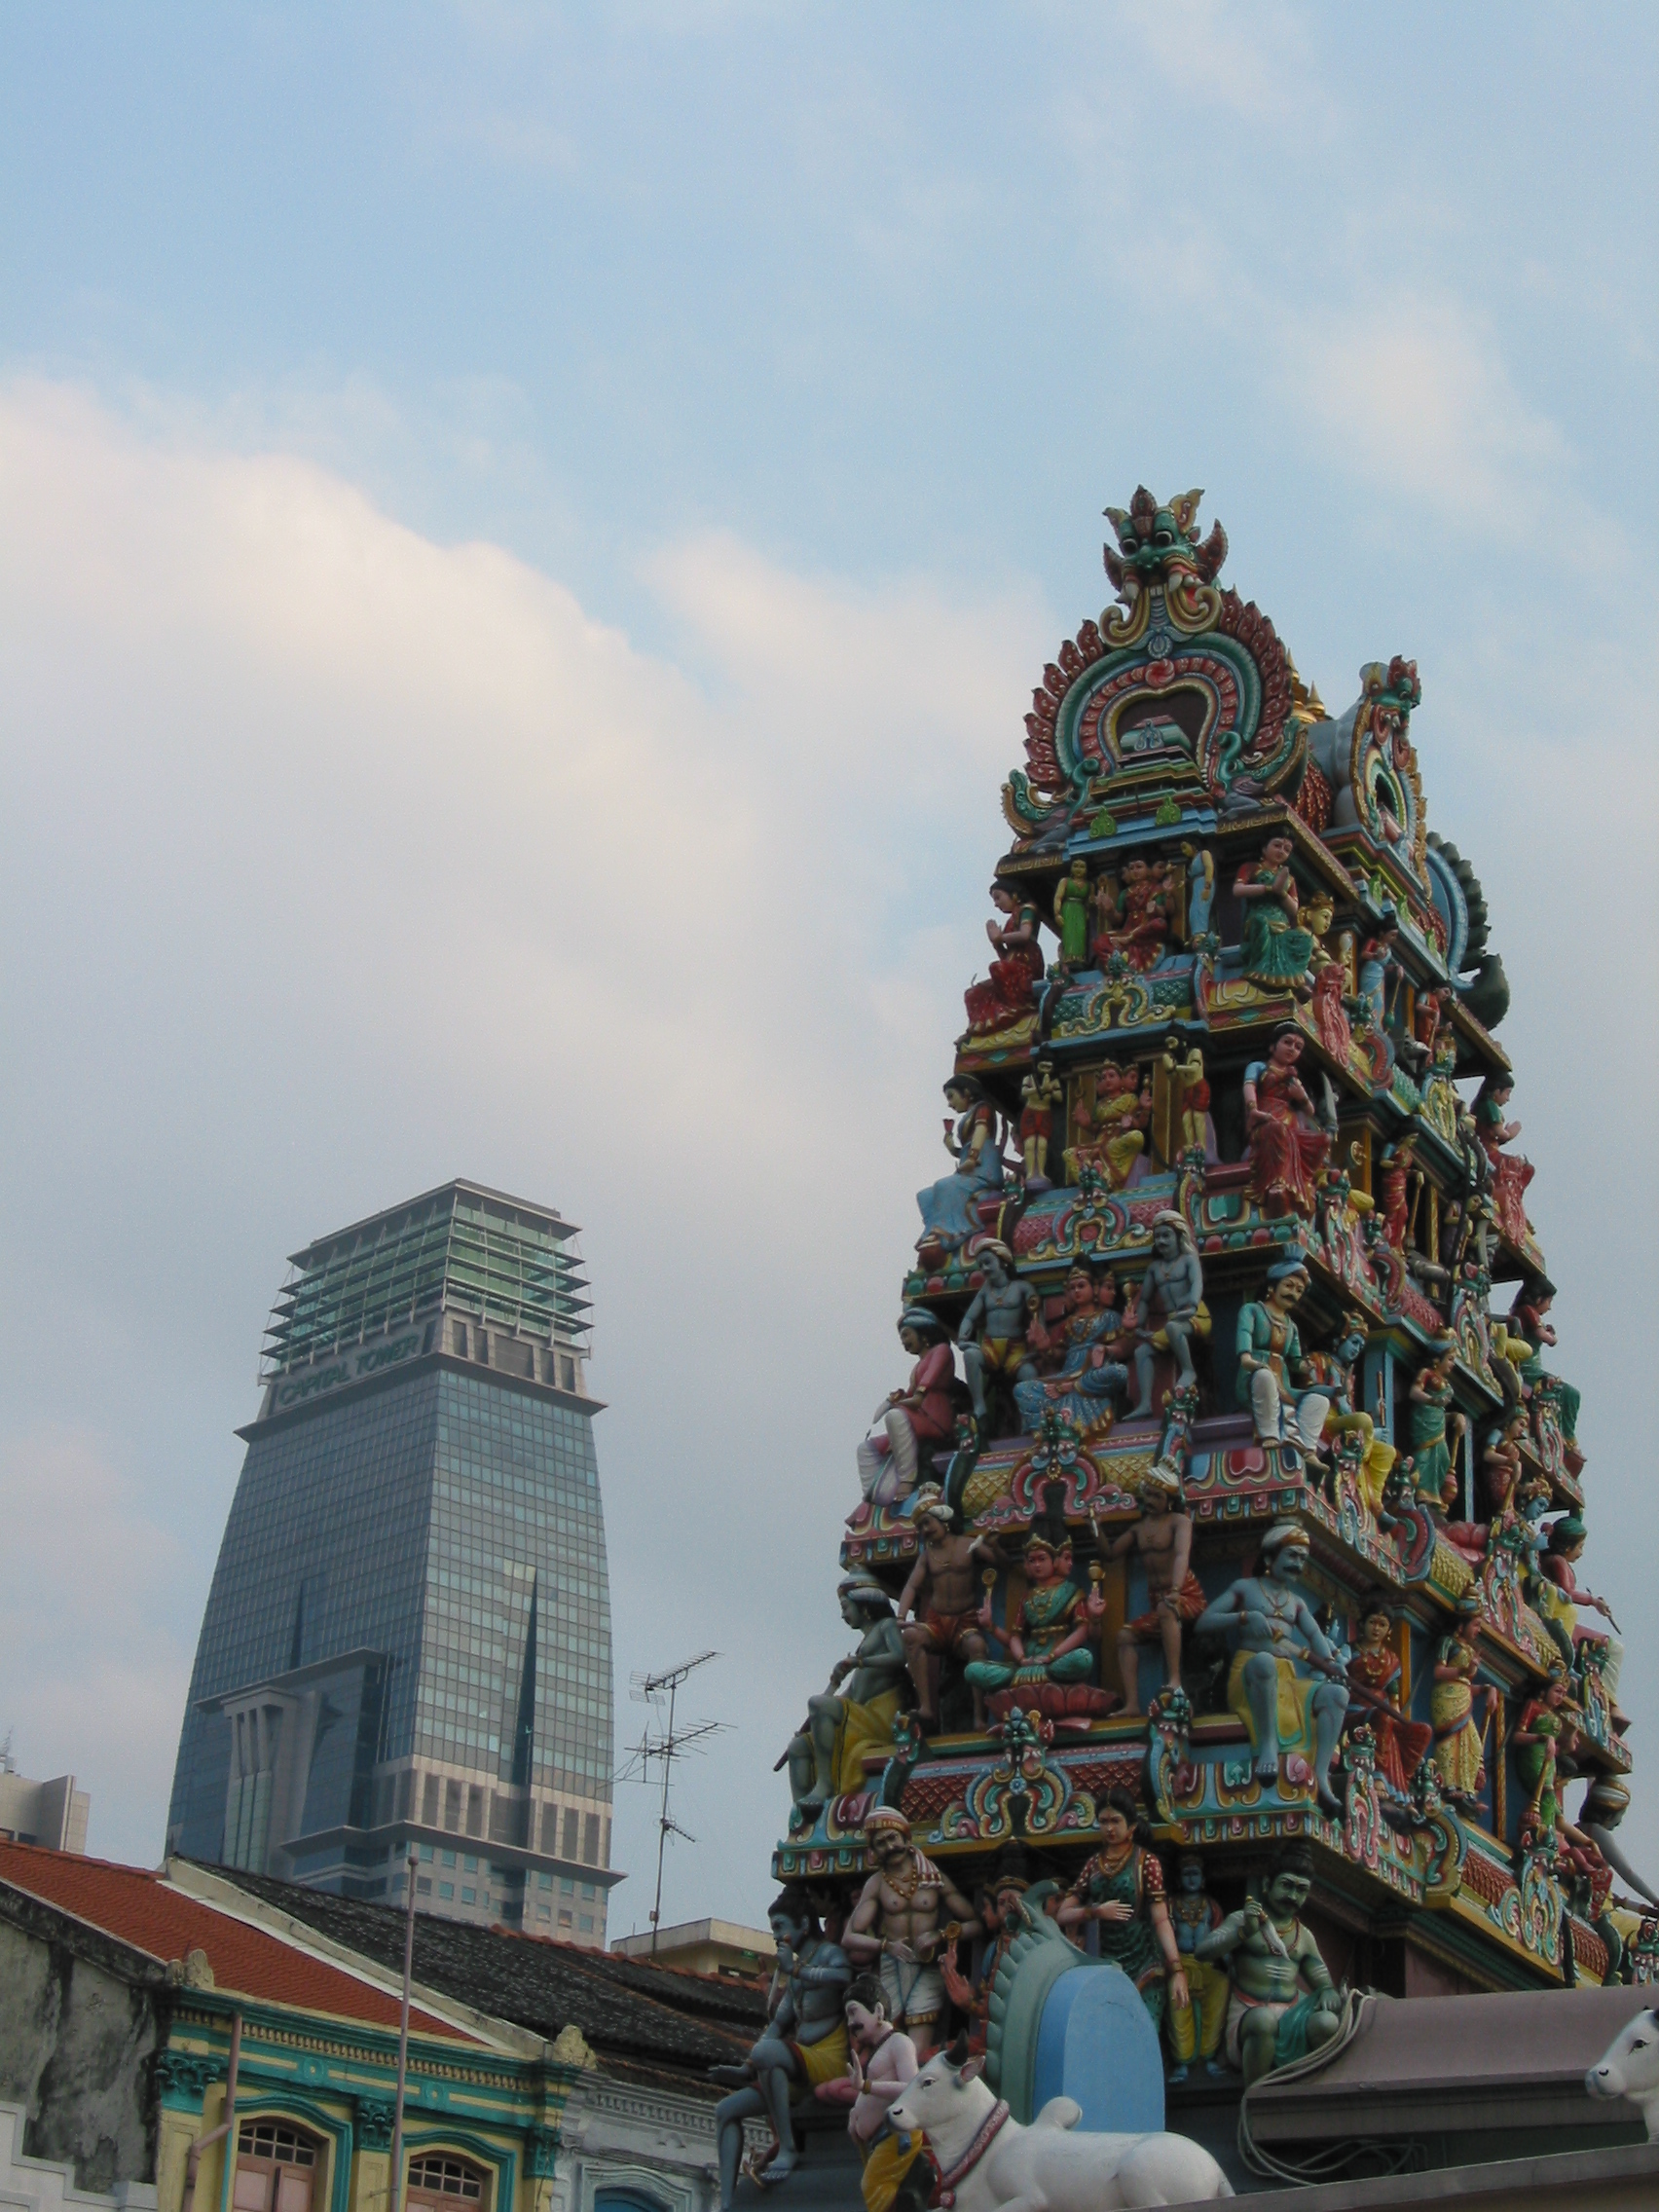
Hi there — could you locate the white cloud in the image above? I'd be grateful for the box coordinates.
[1109,0,1333,129]
[1277,291,1570,532]
[0,380,1051,1902]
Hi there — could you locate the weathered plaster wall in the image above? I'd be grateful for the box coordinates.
[0,1913,165,2192]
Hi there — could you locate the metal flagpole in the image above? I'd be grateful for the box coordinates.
[388,1847,417,2212]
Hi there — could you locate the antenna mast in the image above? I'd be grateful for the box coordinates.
[628,1650,724,1956]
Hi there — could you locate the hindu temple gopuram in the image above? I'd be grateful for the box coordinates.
[728,488,1654,2199]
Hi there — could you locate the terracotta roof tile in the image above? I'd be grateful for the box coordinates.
[0,1843,472,2042]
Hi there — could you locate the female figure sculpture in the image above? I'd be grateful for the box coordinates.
[1472,1075,1534,1250]
[1407,1340,1464,1511]
[964,884,1044,1035]
[1057,1788,1187,2032]
[1345,1604,1432,1795]
[916,1078,1005,1253]
[1234,833,1316,991]
[1243,1026,1330,1217]
[1429,1596,1496,1806]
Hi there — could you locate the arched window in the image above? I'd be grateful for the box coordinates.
[406,2154,486,2212]
[234,2120,320,2212]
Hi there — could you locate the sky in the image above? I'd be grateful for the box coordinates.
[1,3,1656,1932]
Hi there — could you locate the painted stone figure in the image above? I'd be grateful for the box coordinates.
[1124,1209,1207,1416]
[843,1809,977,2057]
[1309,957,1352,1063]
[940,1857,1031,2056]
[1297,1313,1392,1511]
[1092,853,1171,971]
[1512,1666,1576,1849]
[1235,1254,1317,1457]
[1234,833,1316,990]
[1407,1339,1465,1511]
[1429,1595,1496,1806]
[1345,1604,1432,1796]
[713,1889,852,2208]
[813,1975,925,2212]
[965,1490,1106,1703]
[1103,1462,1203,1714]
[916,1078,1005,1254]
[1165,1855,1229,2083]
[897,1487,997,1731]
[1065,1061,1150,1190]
[958,1242,1036,1431]
[786,1576,909,1821]
[1160,1039,1211,1160]
[1472,1075,1534,1250]
[1012,1264,1127,1439]
[1057,1788,1187,2032]
[964,883,1044,1036]
[1017,1058,1063,1189]
[857,1308,962,1506]
[1510,1274,1582,1446]
[1244,1026,1331,1216]
[1354,909,1401,1032]
[1195,1522,1350,1814]
[1052,860,1092,971]
[1195,1842,1342,2084]
[1539,1515,1622,1698]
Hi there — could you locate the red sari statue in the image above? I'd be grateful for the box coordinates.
[965,884,1044,1034]
[1346,1606,1432,1795]
[1243,1028,1330,1217]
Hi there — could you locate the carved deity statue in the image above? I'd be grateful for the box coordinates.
[1124,1209,1207,1417]
[957,1241,1037,1431]
[1164,1853,1230,2082]
[1243,1025,1331,1217]
[1235,1254,1318,1460]
[1195,1842,1342,2083]
[1017,1058,1064,1189]
[1428,1594,1497,1807]
[713,1890,852,2207]
[1195,1522,1349,1814]
[856,1308,962,1507]
[1407,1338,1465,1511]
[1064,1061,1150,1191]
[1233,833,1316,991]
[1013,1264,1127,1439]
[843,1810,977,2057]
[916,1078,1004,1255]
[965,1490,1105,1703]
[897,1487,997,1731]
[964,883,1044,1036]
[1102,1463,1202,1715]
[1345,1604,1432,1797]
[1052,860,1091,971]
[811,1973,925,2212]
[1057,1788,1187,2031]
[785,1577,909,1821]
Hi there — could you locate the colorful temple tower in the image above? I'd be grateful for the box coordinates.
[762,489,1644,2121]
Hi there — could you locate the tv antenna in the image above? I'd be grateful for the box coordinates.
[627,1650,725,1956]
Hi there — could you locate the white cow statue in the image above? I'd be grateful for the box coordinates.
[1586,2006,1659,2140]
[887,2046,1234,2209]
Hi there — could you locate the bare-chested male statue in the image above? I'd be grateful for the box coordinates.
[1101,1461,1204,1714]
[843,1808,977,2057]
[896,1484,999,1731]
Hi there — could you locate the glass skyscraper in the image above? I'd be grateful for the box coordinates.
[166,1181,618,1943]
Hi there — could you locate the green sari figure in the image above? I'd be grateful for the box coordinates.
[1512,1672,1572,1847]
[1407,1341,1463,1508]
[1233,833,1315,989]
[1056,1789,1185,2030]
[1053,862,1092,968]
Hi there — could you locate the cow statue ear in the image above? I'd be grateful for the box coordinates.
[958,2054,987,2083]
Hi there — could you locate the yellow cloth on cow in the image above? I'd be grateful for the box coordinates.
[833,1690,902,1794]
[793,2022,851,2089]
[860,2132,927,2212]
[1228,1649,1317,1760]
